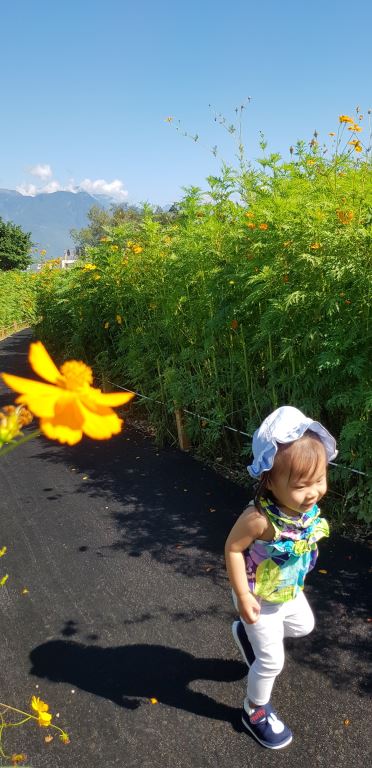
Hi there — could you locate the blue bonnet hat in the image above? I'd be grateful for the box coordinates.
[247,405,338,480]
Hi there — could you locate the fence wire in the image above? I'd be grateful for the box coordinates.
[105,379,369,478]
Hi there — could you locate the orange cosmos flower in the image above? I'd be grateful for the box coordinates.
[11,754,27,764]
[336,210,354,224]
[1,342,134,446]
[246,222,255,229]
[348,139,362,152]
[310,242,322,250]
[339,115,354,124]
[259,223,268,230]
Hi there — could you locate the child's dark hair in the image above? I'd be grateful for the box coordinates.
[254,430,327,510]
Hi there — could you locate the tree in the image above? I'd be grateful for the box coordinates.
[70,205,111,249]
[0,217,32,271]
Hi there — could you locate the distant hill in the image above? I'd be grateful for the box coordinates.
[0,189,114,259]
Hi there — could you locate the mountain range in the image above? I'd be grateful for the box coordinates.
[0,188,115,259]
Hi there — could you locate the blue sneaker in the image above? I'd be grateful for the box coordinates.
[232,620,255,668]
[242,702,293,749]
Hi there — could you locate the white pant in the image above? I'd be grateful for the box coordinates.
[233,590,315,706]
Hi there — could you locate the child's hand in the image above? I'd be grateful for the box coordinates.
[237,592,261,624]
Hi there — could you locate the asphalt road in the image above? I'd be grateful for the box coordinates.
[0,330,371,768]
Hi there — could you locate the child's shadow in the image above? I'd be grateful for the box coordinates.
[30,640,244,728]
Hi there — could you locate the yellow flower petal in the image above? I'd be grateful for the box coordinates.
[40,396,84,445]
[1,372,58,398]
[28,341,60,384]
[13,392,58,418]
[38,711,52,727]
[41,420,83,445]
[79,402,123,440]
[83,389,134,408]
[31,696,49,713]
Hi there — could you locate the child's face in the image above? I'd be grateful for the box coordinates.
[267,461,328,515]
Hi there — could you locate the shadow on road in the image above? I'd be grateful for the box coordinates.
[30,639,244,729]
[32,434,248,585]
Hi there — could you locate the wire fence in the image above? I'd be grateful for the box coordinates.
[105,378,369,479]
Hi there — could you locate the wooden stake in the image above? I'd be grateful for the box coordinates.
[174,407,191,451]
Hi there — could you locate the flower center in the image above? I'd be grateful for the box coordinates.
[59,361,93,390]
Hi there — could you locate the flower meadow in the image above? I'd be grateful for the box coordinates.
[13,114,372,523]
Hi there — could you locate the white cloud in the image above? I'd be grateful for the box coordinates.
[16,174,129,201]
[29,164,53,180]
[79,178,128,201]
[42,180,62,193]
[16,183,38,196]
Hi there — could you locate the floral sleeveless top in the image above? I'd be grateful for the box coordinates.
[244,497,329,604]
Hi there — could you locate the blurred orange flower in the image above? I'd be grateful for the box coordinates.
[11,754,27,764]
[336,210,354,224]
[1,342,134,445]
[348,139,362,152]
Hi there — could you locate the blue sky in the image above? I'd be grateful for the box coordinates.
[1,0,371,205]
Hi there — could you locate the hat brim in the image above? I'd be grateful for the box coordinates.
[247,419,338,479]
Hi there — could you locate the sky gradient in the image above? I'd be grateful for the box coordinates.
[1,0,371,205]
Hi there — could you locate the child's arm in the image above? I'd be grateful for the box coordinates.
[225,508,267,624]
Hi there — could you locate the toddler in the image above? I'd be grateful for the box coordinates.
[225,405,337,749]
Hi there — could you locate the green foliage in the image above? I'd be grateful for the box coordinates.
[0,217,32,271]
[70,202,180,251]
[33,121,372,523]
[0,271,37,330]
